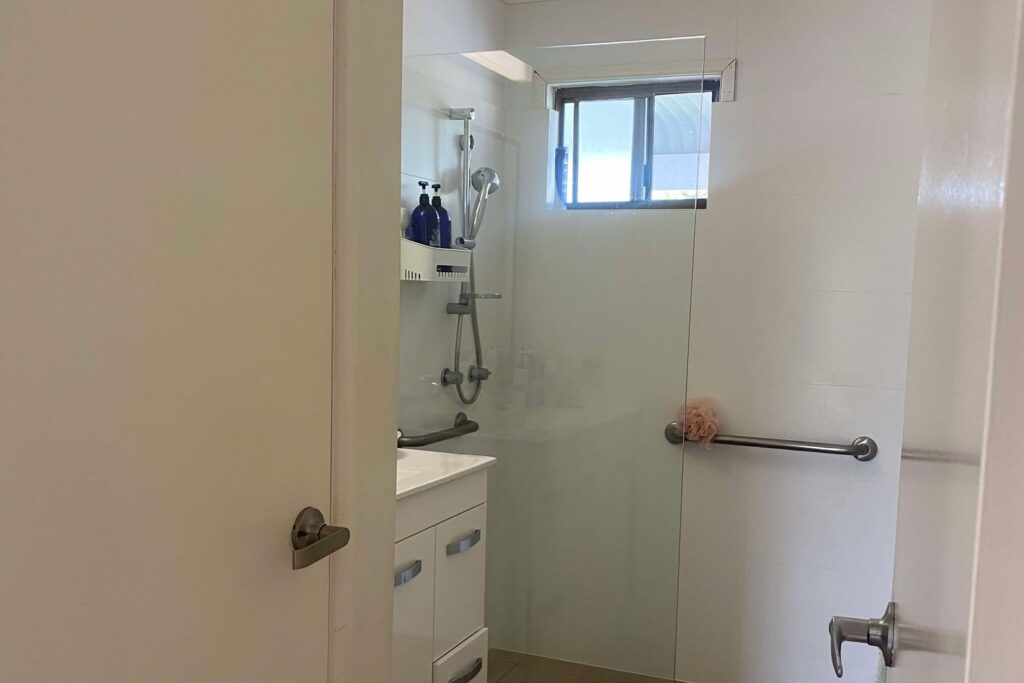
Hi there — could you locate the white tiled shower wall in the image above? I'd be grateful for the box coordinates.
[397,49,515,433]
[403,0,933,680]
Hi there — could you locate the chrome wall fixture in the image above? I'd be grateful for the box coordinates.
[442,107,501,405]
[663,421,878,461]
[829,602,896,677]
[397,412,479,448]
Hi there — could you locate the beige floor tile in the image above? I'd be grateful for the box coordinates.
[510,653,605,682]
[490,648,526,665]
[597,669,675,683]
[488,657,517,682]
[483,648,677,683]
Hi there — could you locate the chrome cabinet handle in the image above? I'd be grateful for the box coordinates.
[448,657,482,683]
[291,507,351,570]
[828,602,895,677]
[394,559,423,587]
[446,529,481,556]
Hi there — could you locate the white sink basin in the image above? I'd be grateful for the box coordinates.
[396,448,496,500]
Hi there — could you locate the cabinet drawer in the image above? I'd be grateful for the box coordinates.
[432,628,488,683]
[394,528,436,683]
[433,504,486,658]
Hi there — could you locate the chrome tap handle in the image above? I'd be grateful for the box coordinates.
[828,602,896,677]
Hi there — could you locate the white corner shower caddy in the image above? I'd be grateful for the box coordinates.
[400,238,471,283]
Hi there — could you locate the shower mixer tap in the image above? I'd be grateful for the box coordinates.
[440,368,464,387]
[441,366,490,387]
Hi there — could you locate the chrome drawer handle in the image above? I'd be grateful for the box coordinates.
[449,657,482,683]
[394,559,423,587]
[446,529,481,556]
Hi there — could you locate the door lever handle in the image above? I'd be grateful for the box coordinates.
[828,602,895,677]
[291,506,351,570]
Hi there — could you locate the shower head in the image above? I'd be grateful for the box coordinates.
[471,167,500,194]
[469,167,500,239]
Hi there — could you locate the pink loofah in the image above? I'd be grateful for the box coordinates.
[679,396,719,445]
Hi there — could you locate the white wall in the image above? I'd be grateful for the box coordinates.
[404,0,505,56]
[506,2,931,683]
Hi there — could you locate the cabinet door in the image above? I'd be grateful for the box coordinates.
[433,504,487,658]
[433,628,488,683]
[394,528,436,683]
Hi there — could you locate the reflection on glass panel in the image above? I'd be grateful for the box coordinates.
[576,98,634,203]
[651,91,713,200]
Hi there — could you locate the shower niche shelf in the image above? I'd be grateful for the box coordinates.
[400,238,470,283]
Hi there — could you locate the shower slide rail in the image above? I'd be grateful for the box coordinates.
[398,412,479,448]
[663,421,878,462]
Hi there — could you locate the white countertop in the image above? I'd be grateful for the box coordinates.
[396,448,496,500]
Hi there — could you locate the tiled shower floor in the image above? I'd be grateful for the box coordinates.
[488,649,675,683]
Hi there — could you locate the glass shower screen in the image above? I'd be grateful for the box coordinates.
[397,35,708,681]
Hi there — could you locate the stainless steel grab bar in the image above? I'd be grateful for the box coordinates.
[398,412,479,448]
[663,421,878,461]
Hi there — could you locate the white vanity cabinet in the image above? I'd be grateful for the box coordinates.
[393,449,495,683]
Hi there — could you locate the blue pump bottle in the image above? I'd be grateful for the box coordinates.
[431,183,452,249]
[410,180,439,246]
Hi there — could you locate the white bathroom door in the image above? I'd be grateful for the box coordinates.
[0,2,337,681]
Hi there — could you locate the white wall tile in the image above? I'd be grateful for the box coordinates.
[695,194,918,294]
[709,95,926,198]
[736,0,932,98]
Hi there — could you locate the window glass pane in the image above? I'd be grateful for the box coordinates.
[651,91,712,201]
[576,98,634,203]
[561,102,575,203]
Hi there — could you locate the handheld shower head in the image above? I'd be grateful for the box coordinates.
[471,167,500,194]
[469,167,500,239]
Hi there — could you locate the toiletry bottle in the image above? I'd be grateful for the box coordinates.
[410,181,439,246]
[431,183,452,249]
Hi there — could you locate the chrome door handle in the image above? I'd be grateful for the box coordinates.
[828,602,895,677]
[394,559,423,587]
[291,506,351,570]
[446,529,481,556]
[449,657,482,683]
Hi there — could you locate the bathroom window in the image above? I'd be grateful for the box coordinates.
[555,79,717,209]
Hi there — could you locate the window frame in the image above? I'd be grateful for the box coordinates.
[555,78,719,210]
